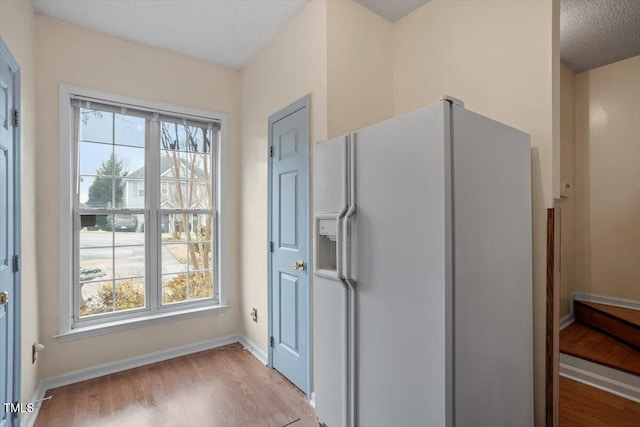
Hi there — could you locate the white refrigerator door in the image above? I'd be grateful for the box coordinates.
[313,136,349,427]
[355,102,452,427]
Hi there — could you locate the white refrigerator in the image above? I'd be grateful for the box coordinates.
[313,98,533,427]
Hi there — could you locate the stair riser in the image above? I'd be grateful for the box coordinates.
[575,302,640,351]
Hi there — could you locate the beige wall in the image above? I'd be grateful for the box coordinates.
[2,1,558,420]
[393,1,558,424]
[326,0,394,138]
[34,16,242,377]
[239,0,328,349]
[238,0,396,356]
[0,0,40,403]
[574,54,640,302]
[560,63,575,317]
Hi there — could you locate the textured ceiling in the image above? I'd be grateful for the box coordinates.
[561,0,640,72]
[30,0,311,69]
[354,0,430,23]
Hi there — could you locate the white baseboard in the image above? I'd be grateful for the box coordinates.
[238,336,268,366]
[309,392,316,409]
[41,334,240,391]
[560,313,574,330]
[572,292,640,312]
[20,384,47,427]
[560,353,640,403]
[22,333,247,427]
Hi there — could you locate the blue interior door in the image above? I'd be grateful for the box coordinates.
[0,45,17,427]
[269,99,310,395]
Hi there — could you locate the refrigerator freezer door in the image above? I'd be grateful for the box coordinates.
[314,136,348,214]
[313,136,349,427]
[313,276,348,427]
[314,136,348,280]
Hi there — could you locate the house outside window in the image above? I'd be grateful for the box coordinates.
[58,85,228,338]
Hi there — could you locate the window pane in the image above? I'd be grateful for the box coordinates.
[188,127,212,154]
[114,278,145,311]
[190,153,212,176]
[189,183,212,209]
[79,216,112,247]
[114,246,145,278]
[115,145,144,177]
[119,178,144,210]
[188,214,213,242]
[162,273,187,304]
[79,142,113,175]
[161,180,187,209]
[79,247,112,281]
[161,244,188,274]
[188,243,212,271]
[80,109,113,143]
[188,153,212,180]
[115,114,145,147]
[80,280,113,316]
[161,272,212,304]
[161,150,188,179]
[187,271,213,301]
[173,212,193,235]
[160,122,188,151]
[79,175,113,208]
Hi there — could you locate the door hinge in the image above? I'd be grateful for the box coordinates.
[269,145,274,157]
[12,255,19,273]
[270,336,274,348]
[12,109,19,127]
[269,241,274,253]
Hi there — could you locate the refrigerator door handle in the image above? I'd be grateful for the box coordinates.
[343,207,356,283]
[343,132,357,284]
[336,212,345,280]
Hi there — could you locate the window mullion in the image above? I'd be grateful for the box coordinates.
[147,118,161,313]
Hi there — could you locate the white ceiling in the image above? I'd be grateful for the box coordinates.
[30,0,431,70]
[561,0,640,72]
[32,0,639,73]
[30,0,311,70]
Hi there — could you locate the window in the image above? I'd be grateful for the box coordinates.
[59,85,227,338]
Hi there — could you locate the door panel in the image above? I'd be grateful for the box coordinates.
[270,102,309,394]
[0,48,16,427]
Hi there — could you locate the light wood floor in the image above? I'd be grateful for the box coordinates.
[560,376,640,426]
[34,343,318,427]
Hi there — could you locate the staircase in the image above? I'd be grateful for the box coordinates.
[560,299,640,378]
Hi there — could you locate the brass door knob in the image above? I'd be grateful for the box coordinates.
[293,260,305,271]
[0,291,8,305]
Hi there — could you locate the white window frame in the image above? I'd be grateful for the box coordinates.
[56,84,229,341]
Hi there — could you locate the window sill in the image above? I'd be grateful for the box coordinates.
[54,304,231,342]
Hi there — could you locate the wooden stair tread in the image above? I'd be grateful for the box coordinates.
[560,323,640,377]
[579,301,640,328]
